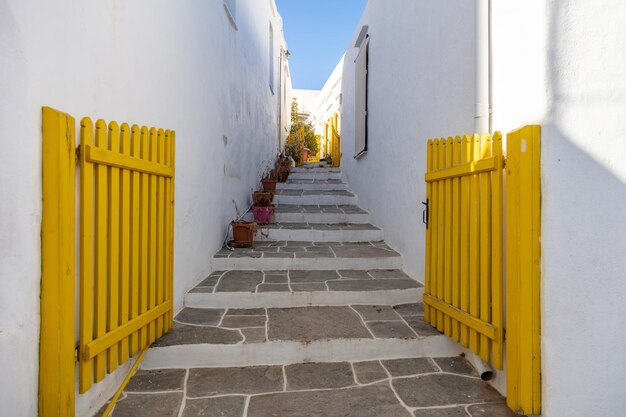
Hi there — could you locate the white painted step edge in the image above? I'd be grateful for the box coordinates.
[211,255,403,271]
[288,173,342,181]
[277,182,348,191]
[141,336,462,369]
[257,228,384,243]
[185,288,424,309]
[274,195,358,205]
[244,212,372,225]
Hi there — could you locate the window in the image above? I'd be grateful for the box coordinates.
[269,23,274,93]
[354,35,369,158]
[224,0,237,30]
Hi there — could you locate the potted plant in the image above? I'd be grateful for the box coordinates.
[261,169,278,193]
[301,147,310,165]
[252,191,274,224]
[231,220,258,247]
[253,191,273,206]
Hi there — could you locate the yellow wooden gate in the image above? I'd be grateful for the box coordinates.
[424,133,505,368]
[329,112,341,167]
[78,118,176,393]
[40,107,176,415]
[423,126,541,415]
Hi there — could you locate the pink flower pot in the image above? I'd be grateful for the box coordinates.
[252,206,274,224]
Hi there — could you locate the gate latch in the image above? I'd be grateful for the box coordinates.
[422,199,429,228]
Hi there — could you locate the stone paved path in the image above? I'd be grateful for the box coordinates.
[97,166,519,417]
[97,356,515,417]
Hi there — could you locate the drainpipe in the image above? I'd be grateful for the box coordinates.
[474,0,491,135]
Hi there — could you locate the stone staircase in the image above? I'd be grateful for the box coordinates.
[98,166,515,417]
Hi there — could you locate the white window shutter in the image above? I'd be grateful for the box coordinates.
[354,37,368,158]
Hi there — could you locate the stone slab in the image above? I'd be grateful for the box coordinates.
[328,279,418,291]
[181,396,246,417]
[352,305,401,321]
[289,270,340,283]
[405,316,442,337]
[247,384,412,417]
[434,357,478,376]
[125,369,186,392]
[353,361,388,384]
[241,327,267,344]
[393,374,503,407]
[221,315,266,328]
[187,366,283,397]
[285,362,354,390]
[394,303,425,317]
[175,308,224,326]
[366,321,417,339]
[152,324,242,347]
[413,407,470,417]
[111,393,182,417]
[216,271,263,292]
[382,358,438,377]
[267,307,372,341]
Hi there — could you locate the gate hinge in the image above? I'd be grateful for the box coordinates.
[422,199,429,228]
[74,347,79,363]
[75,145,81,162]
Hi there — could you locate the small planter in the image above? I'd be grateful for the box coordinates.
[278,167,290,183]
[301,148,310,164]
[252,206,274,224]
[261,179,277,193]
[253,191,273,206]
[231,220,258,247]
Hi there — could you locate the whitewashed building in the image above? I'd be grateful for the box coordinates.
[308,56,344,157]
[0,1,291,416]
[340,1,626,417]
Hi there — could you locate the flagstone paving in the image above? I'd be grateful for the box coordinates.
[188,269,421,294]
[273,204,368,214]
[98,356,514,417]
[152,303,437,346]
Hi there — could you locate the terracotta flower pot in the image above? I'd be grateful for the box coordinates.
[261,179,277,193]
[252,206,274,224]
[231,221,257,246]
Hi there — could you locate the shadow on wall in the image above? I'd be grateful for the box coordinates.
[542,3,626,415]
[539,123,626,417]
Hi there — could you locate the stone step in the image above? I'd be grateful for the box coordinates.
[245,205,371,224]
[288,172,342,181]
[141,304,462,369]
[277,179,348,191]
[124,356,508,417]
[212,241,403,271]
[290,166,340,173]
[256,223,383,242]
[185,269,423,308]
[274,189,357,206]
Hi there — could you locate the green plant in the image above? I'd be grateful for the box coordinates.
[287,98,319,158]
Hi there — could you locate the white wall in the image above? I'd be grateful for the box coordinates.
[292,89,320,115]
[539,2,626,416]
[340,0,626,415]
[309,56,344,142]
[340,0,475,281]
[0,1,288,416]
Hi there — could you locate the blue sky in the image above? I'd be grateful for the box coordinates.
[276,0,367,90]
